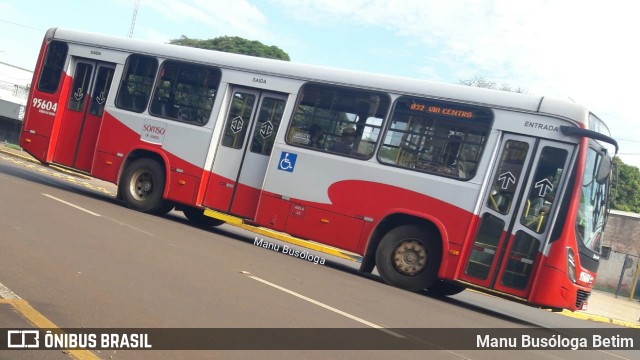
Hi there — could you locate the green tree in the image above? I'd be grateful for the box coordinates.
[611,157,640,213]
[169,35,290,61]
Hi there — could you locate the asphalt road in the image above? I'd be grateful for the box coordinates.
[0,155,637,360]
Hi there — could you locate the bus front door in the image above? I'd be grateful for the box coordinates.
[459,134,573,299]
[203,87,287,219]
[53,58,115,173]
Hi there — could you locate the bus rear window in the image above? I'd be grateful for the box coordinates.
[379,97,493,180]
[37,41,68,93]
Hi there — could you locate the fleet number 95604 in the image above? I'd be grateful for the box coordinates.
[32,98,58,112]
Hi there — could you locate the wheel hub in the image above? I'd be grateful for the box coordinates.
[392,240,427,276]
[130,170,154,200]
[140,180,152,192]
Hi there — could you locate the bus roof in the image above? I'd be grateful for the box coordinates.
[48,27,597,130]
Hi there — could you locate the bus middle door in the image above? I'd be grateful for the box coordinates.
[460,134,573,299]
[203,86,287,219]
[53,58,115,172]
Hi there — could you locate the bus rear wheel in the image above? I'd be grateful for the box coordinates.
[375,225,440,291]
[183,207,225,228]
[120,158,167,214]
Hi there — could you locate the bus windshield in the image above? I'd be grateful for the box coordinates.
[575,147,611,253]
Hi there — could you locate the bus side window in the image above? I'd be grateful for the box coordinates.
[379,97,492,180]
[285,83,389,159]
[149,61,221,125]
[116,54,158,113]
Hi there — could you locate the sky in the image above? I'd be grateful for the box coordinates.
[1,0,639,167]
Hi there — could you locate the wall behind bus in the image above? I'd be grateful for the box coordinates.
[603,210,640,256]
[0,62,31,144]
[0,115,21,144]
[593,210,640,299]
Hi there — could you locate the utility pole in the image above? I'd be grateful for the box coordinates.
[128,0,141,38]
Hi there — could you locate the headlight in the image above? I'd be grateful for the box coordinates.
[567,248,576,283]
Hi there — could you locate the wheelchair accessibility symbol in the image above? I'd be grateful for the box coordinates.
[278,151,297,172]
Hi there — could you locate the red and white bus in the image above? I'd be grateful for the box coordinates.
[21,28,617,311]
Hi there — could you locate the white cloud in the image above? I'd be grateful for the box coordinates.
[142,0,270,40]
[120,0,640,166]
[269,0,640,166]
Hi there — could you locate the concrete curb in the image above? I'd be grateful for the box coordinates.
[558,310,640,329]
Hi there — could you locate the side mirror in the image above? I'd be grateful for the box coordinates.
[596,155,612,184]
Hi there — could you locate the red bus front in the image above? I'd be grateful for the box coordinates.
[529,137,613,310]
[457,132,613,311]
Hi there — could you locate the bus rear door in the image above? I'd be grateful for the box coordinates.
[52,58,115,172]
[460,133,574,299]
[203,86,287,219]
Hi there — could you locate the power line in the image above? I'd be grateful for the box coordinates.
[0,19,43,32]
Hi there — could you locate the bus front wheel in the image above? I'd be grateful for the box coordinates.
[120,158,167,214]
[375,225,440,292]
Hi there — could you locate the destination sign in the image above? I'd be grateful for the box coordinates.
[409,103,473,118]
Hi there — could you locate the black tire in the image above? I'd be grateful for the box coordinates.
[375,225,441,291]
[183,207,225,228]
[427,280,465,296]
[119,158,167,213]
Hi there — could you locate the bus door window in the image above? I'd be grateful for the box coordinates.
[67,62,93,112]
[250,97,286,155]
[221,92,256,149]
[73,64,116,172]
[520,147,568,233]
[499,145,570,291]
[89,66,115,117]
[54,59,117,171]
[205,87,287,219]
[498,146,568,289]
[487,140,529,214]
[52,61,95,167]
[464,139,529,280]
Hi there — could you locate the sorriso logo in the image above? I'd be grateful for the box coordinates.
[143,124,166,135]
